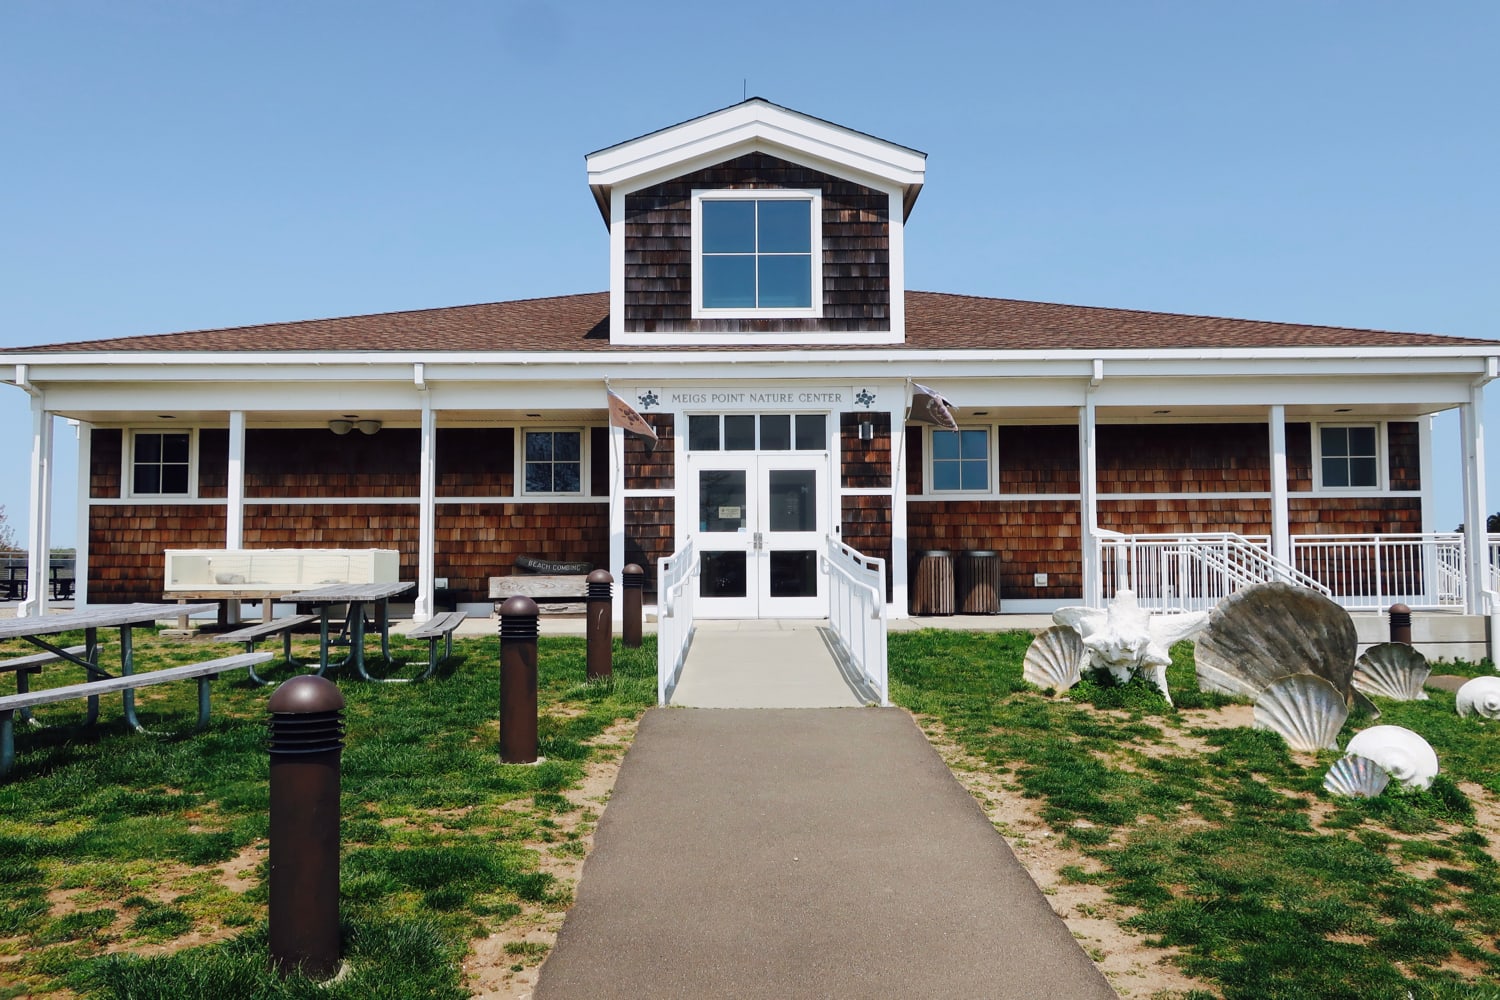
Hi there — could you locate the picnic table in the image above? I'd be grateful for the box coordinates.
[0,602,218,731]
[282,582,416,682]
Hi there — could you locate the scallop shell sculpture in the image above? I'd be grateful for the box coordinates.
[1343,725,1439,790]
[1455,676,1500,720]
[1023,625,1085,693]
[1195,582,1358,700]
[1323,754,1392,798]
[1253,673,1349,751]
[1352,643,1431,701]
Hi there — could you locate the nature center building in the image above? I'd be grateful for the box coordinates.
[5,100,1497,649]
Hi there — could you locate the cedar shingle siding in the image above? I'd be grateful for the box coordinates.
[624,153,889,334]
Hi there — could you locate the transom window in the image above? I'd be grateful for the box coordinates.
[131,431,192,496]
[687,413,827,452]
[692,190,822,318]
[523,430,582,494]
[931,428,990,492]
[1319,425,1380,489]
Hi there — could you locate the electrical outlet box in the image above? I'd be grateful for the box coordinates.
[1034,572,1048,587]
[434,577,449,589]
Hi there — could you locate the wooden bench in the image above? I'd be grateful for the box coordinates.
[490,575,589,614]
[1,646,88,725]
[218,615,320,684]
[0,651,275,778]
[405,611,469,678]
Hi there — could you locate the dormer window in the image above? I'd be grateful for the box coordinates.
[692,190,822,318]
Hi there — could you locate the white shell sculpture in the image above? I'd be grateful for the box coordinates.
[1195,583,1358,701]
[1353,643,1431,701]
[1253,674,1349,751]
[1455,676,1500,719]
[1323,755,1392,798]
[1344,725,1439,790]
[1023,625,1086,693]
[1052,590,1208,705]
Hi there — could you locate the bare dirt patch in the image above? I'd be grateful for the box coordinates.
[462,715,640,1000]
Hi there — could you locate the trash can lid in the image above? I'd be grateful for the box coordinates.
[963,550,997,557]
[921,549,952,558]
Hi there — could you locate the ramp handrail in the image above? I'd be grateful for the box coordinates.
[656,538,698,705]
[821,536,888,705]
[1099,532,1327,612]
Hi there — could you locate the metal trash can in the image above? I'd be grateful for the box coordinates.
[957,550,1000,614]
[912,550,955,616]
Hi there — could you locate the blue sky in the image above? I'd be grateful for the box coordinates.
[3,1,1497,546]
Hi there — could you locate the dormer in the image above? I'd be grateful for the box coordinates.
[586,99,926,347]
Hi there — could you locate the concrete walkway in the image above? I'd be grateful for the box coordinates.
[535,708,1118,997]
[669,620,874,707]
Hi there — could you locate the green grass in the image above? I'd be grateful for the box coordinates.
[890,630,1500,1000]
[0,628,656,998]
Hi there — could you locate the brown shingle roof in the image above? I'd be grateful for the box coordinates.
[7,290,1495,354]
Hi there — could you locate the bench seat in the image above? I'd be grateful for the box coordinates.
[0,651,274,778]
[219,615,318,684]
[405,611,468,677]
[1,646,89,724]
[490,574,589,614]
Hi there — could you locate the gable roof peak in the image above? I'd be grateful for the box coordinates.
[585,99,926,225]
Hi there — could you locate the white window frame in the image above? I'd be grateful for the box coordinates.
[927,425,992,494]
[1312,422,1385,492]
[520,427,587,497]
[127,428,198,499]
[691,188,823,320]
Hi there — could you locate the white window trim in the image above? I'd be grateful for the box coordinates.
[520,427,588,497]
[926,425,992,494]
[127,428,199,499]
[690,188,823,320]
[1311,421,1385,492]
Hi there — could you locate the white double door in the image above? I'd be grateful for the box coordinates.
[688,451,828,618]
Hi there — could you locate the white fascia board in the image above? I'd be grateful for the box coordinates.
[5,346,1495,389]
[586,102,926,193]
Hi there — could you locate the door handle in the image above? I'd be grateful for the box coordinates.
[753,531,764,550]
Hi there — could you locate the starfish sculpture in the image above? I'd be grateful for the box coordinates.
[1052,590,1208,705]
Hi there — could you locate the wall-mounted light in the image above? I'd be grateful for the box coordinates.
[356,420,382,435]
[328,419,354,435]
[858,420,875,441]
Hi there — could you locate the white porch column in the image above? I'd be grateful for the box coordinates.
[1079,398,1099,605]
[415,393,437,622]
[21,395,54,619]
[1268,405,1290,566]
[226,411,246,548]
[1460,385,1489,614]
[74,421,91,607]
[223,411,247,625]
[608,422,626,622]
[889,407,909,616]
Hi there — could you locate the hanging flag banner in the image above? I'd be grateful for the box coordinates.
[607,389,659,444]
[909,382,958,430]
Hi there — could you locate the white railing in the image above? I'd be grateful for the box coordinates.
[656,538,698,704]
[1489,534,1500,593]
[1098,532,1325,612]
[821,537,888,705]
[1291,533,1465,611]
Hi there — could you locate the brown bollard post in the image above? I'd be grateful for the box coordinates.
[1389,603,1412,645]
[268,675,345,980]
[499,596,539,764]
[586,569,613,681]
[621,563,644,649]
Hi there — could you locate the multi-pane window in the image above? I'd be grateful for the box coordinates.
[931,428,989,491]
[524,430,582,494]
[1320,425,1379,489]
[694,191,821,315]
[686,413,827,452]
[132,431,191,495]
